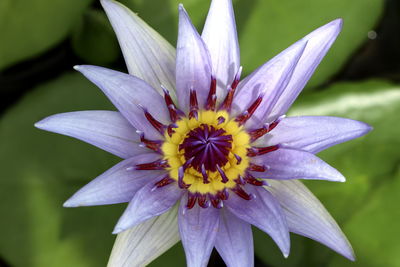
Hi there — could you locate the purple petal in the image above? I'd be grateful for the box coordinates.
[101,0,176,99]
[257,116,372,153]
[113,182,182,234]
[108,206,180,266]
[268,180,355,260]
[232,40,307,129]
[35,110,147,159]
[179,195,220,267]
[176,4,212,113]
[74,65,170,140]
[63,153,164,207]
[225,186,290,257]
[250,148,345,182]
[215,209,254,267]
[201,0,240,101]
[267,19,343,121]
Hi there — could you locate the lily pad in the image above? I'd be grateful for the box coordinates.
[0,0,92,71]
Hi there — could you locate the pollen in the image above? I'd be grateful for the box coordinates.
[162,110,250,195]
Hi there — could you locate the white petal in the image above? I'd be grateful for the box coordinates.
[107,205,180,267]
[215,209,254,267]
[232,40,307,129]
[251,148,345,182]
[176,4,212,113]
[267,179,355,260]
[179,195,220,267]
[113,181,181,234]
[267,19,343,121]
[101,0,176,99]
[35,110,146,159]
[202,0,240,102]
[63,153,164,207]
[75,65,169,140]
[257,116,372,153]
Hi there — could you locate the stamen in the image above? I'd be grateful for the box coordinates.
[135,159,169,170]
[232,185,252,200]
[248,115,284,142]
[186,193,197,209]
[247,145,279,157]
[216,164,229,183]
[198,194,210,208]
[235,94,263,126]
[142,107,166,134]
[189,89,199,119]
[236,175,246,185]
[178,166,190,189]
[217,116,225,125]
[217,189,229,200]
[245,173,265,186]
[154,176,174,188]
[201,164,209,184]
[234,154,242,165]
[162,85,184,122]
[167,123,178,137]
[205,76,217,110]
[139,133,162,152]
[210,198,221,209]
[220,66,242,111]
[249,163,266,172]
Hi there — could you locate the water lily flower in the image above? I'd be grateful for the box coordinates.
[35,0,372,266]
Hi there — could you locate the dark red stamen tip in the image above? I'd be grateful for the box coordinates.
[248,116,283,142]
[220,67,242,111]
[154,176,174,188]
[140,133,162,152]
[198,194,210,208]
[232,185,252,200]
[205,77,217,110]
[178,166,190,189]
[247,144,279,157]
[189,89,199,119]
[142,108,166,134]
[245,173,265,186]
[217,189,229,200]
[135,159,169,170]
[235,95,263,126]
[186,194,197,209]
[249,163,266,172]
[163,86,184,122]
[216,164,229,183]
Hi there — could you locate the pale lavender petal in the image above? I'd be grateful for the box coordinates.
[232,40,307,129]
[267,19,343,121]
[108,205,180,267]
[101,0,176,99]
[74,65,170,140]
[257,116,372,153]
[215,209,254,267]
[176,5,212,113]
[225,186,290,257]
[267,180,355,260]
[201,0,240,101]
[35,110,147,159]
[63,153,164,207]
[179,195,220,267]
[113,182,182,234]
[251,148,345,182]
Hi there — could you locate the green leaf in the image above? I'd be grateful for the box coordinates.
[0,0,92,71]
[0,72,124,267]
[254,80,400,266]
[118,0,383,86]
[71,9,120,65]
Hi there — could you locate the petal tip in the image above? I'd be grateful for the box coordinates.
[63,198,79,208]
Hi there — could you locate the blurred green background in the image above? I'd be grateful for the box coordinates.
[0,0,399,266]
